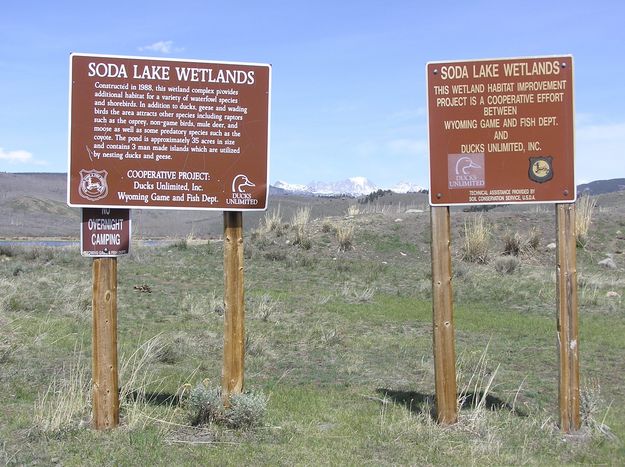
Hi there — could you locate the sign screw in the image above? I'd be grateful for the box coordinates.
[433,69,438,75]
[436,193,442,199]
[563,189,569,196]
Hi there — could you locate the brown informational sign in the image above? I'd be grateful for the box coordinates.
[68,53,271,210]
[81,208,130,256]
[427,55,574,206]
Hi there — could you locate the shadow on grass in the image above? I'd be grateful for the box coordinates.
[375,388,434,417]
[126,391,182,406]
[376,388,527,418]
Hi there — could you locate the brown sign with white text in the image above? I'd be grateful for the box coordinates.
[427,55,574,206]
[68,53,271,210]
[81,208,130,257]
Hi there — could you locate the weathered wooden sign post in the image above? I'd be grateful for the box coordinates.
[81,207,130,429]
[68,53,271,428]
[223,211,245,402]
[430,205,457,424]
[556,203,580,431]
[91,256,120,429]
[427,55,579,431]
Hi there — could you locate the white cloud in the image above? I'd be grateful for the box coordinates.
[0,147,34,163]
[138,40,182,54]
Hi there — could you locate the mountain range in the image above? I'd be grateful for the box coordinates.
[1,173,623,239]
[272,177,426,197]
[272,177,625,198]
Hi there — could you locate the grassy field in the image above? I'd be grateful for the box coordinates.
[1,193,624,465]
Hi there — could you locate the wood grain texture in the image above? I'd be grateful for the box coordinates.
[430,206,458,424]
[91,257,119,429]
[556,203,581,432]
[222,211,245,404]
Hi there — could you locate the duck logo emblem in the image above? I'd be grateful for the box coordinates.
[232,174,255,193]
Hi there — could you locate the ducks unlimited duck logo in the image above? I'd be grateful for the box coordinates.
[78,169,108,201]
[226,174,258,206]
[447,153,485,189]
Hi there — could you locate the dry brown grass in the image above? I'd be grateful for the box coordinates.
[336,224,354,251]
[461,214,491,263]
[33,346,90,432]
[576,195,596,246]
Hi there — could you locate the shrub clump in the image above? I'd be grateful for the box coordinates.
[187,384,267,429]
[259,206,285,237]
[336,224,354,251]
[322,221,335,234]
[502,230,523,256]
[494,256,520,274]
[502,228,541,256]
[292,225,312,250]
[461,214,490,263]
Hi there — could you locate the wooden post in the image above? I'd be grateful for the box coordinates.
[222,211,245,404]
[431,206,458,424]
[556,203,581,432]
[91,257,119,429]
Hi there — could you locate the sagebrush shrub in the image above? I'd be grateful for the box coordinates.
[227,391,268,428]
[188,385,223,426]
[187,384,267,429]
[580,378,614,438]
[494,256,520,274]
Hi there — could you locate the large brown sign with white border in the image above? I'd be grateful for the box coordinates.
[68,53,271,210]
[427,55,574,206]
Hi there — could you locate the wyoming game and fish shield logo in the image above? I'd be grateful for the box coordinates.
[78,169,109,201]
[528,156,553,183]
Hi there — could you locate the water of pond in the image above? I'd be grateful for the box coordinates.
[0,240,169,248]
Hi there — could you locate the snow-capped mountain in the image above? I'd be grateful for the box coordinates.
[274,177,377,196]
[273,180,309,192]
[389,181,427,193]
[307,177,378,196]
[272,177,426,196]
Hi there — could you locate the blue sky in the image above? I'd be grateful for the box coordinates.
[1,0,624,188]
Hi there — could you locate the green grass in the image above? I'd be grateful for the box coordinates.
[0,204,624,464]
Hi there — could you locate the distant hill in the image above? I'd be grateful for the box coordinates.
[577,178,625,196]
[1,172,624,238]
